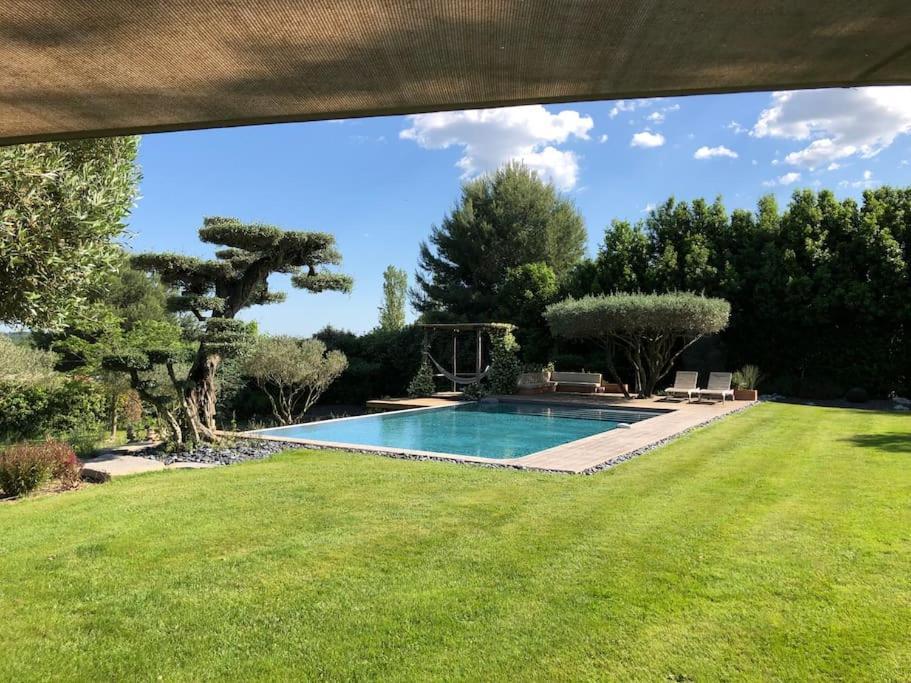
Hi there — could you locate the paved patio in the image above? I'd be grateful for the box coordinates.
[248,395,756,474]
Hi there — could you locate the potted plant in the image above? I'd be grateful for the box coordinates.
[732,365,761,401]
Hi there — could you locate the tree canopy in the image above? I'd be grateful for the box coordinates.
[546,292,730,396]
[0,137,140,329]
[243,336,348,424]
[413,163,586,320]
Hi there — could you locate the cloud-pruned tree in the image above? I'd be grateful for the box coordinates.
[546,292,730,397]
[132,217,352,442]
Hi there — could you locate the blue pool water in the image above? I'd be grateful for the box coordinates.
[254,401,661,459]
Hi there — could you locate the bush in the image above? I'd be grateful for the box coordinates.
[732,365,762,390]
[407,358,436,398]
[0,378,107,442]
[845,387,869,403]
[0,440,81,497]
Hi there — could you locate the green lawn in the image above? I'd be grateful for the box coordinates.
[1,403,910,681]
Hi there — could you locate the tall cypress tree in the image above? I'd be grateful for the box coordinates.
[132,217,352,442]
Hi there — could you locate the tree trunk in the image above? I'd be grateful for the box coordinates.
[110,393,118,438]
[184,348,222,442]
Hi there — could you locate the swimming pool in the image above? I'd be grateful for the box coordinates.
[252,400,662,459]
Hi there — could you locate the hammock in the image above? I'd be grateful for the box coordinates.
[427,354,490,385]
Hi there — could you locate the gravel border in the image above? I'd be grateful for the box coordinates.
[141,439,298,466]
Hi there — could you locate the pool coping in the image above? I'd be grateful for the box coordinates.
[241,398,758,474]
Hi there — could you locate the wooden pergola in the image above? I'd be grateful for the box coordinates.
[418,323,514,391]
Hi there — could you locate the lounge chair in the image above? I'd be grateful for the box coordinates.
[697,372,735,403]
[664,371,699,401]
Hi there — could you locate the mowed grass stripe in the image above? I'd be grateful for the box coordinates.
[1,403,909,680]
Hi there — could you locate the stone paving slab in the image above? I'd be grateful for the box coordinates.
[82,454,166,481]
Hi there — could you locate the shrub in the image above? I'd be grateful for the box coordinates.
[0,440,81,497]
[732,365,762,390]
[845,387,868,403]
[407,358,436,398]
[243,336,348,425]
[487,326,522,395]
[0,377,107,442]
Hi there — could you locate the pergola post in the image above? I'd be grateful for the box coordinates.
[451,332,458,393]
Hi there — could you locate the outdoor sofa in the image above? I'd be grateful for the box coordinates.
[551,371,603,394]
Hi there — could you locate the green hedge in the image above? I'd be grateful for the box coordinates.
[0,379,108,443]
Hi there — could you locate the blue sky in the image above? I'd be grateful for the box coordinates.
[127,87,911,335]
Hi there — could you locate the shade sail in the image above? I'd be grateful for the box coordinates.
[2,1,910,145]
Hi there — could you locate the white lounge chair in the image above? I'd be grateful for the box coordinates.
[664,371,699,401]
[697,372,735,403]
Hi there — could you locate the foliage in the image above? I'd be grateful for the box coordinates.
[732,365,762,390]
[378,265,408,331]
[0,137,140,329]
[845,387,869,403]
[0,440,81,497]
[562,188,911,396]
[0,378,108,443]
[486,326,522,395]
[407,357,436,398]
[131,216,351,442]
[413,163,586,320]
[0,335,59,387]
[496,262,560,363]
[313,325,424,405]
[243,336,348,425]
[546,292,730,396]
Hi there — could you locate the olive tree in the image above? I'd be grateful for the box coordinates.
[0,137,140,329]
[546,292,730,397]
[132,217,352,441]
[243,336,348,425]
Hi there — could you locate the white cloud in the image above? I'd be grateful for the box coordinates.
[842,169,878,189]
[598,134,609,143]
[762,172,802,187]
[751,87,911,169]
[609,99,652,118]
[631,131,665,148]
[609,99,679,119]
[751,159,758,166]
[727,121,747,134]
[900,159,909,166]
[642,203,655,213]
[647,111,665,124]
[400,105,593,189]
[694,145,738,160]
[826,162,841,171]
